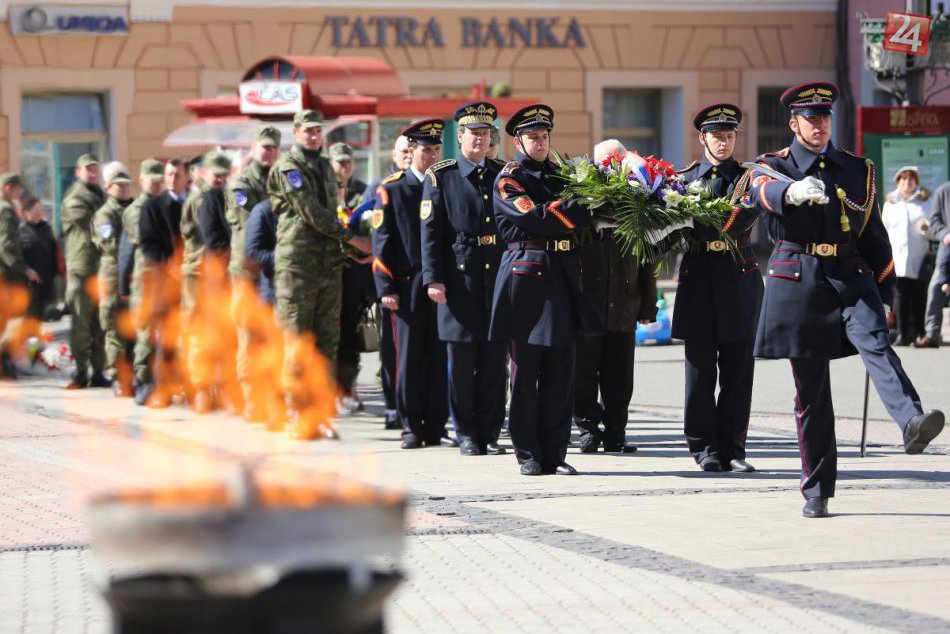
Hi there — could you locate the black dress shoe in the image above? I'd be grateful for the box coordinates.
[903,410,945,454]
[88,372,111,388]
[64,373,88,390]
[802,497,829,518]
[603,442,638,454]
[555,462,578,475]
[459,439,483,456]
[485,442,506,455]
[383,412,402,430]
[729,459,756,473]
[520,460,542,476]
[699,456,722,472]
[401,433,423,449]
[579,436,600,453]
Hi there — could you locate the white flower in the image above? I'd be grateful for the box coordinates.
[662,189,684,208]
[627,179,644,192]
[686,180,706,195]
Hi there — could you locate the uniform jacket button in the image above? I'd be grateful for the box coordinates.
[485,216,491,223]
[483,194,488,200]
[485,263,490,270]
[768,269,774,274]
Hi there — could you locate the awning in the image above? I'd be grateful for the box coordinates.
[162,117,366,149]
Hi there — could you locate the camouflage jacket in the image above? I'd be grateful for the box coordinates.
[61,181,105,278]
[0,199,27,285]
[180,182,210,278]
[267,144,349,273]
[92,195,132,293]
[226,159,270,279]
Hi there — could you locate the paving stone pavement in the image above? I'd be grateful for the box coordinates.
[0,342,948,633]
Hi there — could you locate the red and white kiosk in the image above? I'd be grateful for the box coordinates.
[164,55,535,183]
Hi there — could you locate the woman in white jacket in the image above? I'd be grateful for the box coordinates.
[882,166,932,345]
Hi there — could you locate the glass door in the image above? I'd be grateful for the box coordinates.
[21,136,105,235]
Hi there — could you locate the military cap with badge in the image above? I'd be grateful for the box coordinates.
[505,103,554,136]
[781,81,838,116]
[402,118,445,145]
[693,103,742,132]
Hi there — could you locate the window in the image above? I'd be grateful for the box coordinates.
[21,93,109,234]
[603,89,661,157]
[757,87,790,156]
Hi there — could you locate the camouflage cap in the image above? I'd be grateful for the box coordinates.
[202,151,232,176]
[76,153,100,168]
[293,109,324,129]
[103,161,132,185]
[0,172,23,188]
[256,125,281,147]
[328,142,354,161]
[140,158,164,181]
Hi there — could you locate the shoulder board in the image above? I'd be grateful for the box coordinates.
[840,148,865,160]
[676,160,699,175]
[429,159,456,173]
[758,147,790,160]
[381,171,404,185]
[489,158,506,168]
[500,161,521,176]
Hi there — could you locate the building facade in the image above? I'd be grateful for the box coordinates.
[0,0,841,230]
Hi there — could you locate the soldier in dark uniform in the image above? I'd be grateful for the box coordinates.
[372,119,450,449]
[675,104,763,472]
[421,102,508,456]
[749,82,945,518]
[491,104,601,476]
[361,136,412,429]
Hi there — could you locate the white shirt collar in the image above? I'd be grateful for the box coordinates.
[410,166,426,183]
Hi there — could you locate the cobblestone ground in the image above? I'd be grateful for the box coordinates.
[0,343,948,633]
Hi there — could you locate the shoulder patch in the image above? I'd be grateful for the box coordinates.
[420,200,433,221]
[759,147,790,160]
[381,171,405,185]
[513,196,534,214]
[500,161,521,176]
[676,160,699,175]
[97,223,113,240]
[234,189,248,206]
[372,208,384,229]
[285,170,303,189]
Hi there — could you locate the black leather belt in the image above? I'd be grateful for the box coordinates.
[777,240,853,258]
[507,239,576,252]
[457,234,498,247]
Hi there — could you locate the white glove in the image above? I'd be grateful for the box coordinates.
[785,176,829,206]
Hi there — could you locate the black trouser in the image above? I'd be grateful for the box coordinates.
[574,331,636,445]
[337,263,373,395]
[447,341,507,448]
[893,276,927,343]
[509,340,575,470]
[789,305,923,499]
[392,294,448,442]
[380,306,397,410]
[684,336,755,466]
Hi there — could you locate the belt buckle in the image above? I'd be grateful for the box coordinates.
[811,243,837,257]
[479,235,496,246]
[553,239,571,252]
[706,240,726,252]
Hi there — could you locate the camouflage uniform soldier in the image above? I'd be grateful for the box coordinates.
[227,126,281,421]
[267,109,371,432]
[92,162,134,395]
[61,154,107,389]
[127,159,168,402]
[0,173,34,379]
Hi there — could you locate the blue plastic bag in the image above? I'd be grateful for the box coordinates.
[636,297,672,346]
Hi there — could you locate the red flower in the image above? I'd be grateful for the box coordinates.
[642,155,676,180]
[599,152,625,168]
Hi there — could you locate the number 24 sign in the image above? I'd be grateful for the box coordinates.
[883,11,932,56]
